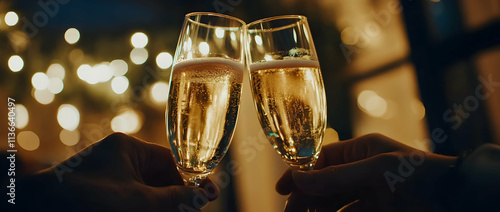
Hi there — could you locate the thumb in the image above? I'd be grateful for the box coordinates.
[153,185,210,211]
[292,154,389,195]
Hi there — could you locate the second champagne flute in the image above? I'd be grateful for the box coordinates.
[246,15,327,171]
[167,12,246,186]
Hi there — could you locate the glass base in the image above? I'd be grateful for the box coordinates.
[286,157,317,171]
[178,169,210,187]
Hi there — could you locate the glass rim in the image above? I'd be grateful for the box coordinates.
[185,12,246,29]
[247,15,307,32]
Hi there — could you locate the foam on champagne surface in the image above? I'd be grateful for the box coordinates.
[173,58,244,83]
[250,59,320,72]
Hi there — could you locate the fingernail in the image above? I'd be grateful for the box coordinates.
[293,170,316,186]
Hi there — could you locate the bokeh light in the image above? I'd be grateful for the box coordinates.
[111,109,143,134]
[8,55,24,72]
[57,104,80,131]
[60,129,80,146]
[5,11,19,26]
[33,89,55,105]
[47,63,66,79]
[156,52,173,69]
[111,76,129,94]
[18,131,40,151]
[110,59,128,76]
[357,90,388,118]
[15,104,29,129]
[131,32,148,48]
[77,64,92,82]
[32,72,50,90]
[130,48,148,65]
[48,78,64,94]
[199,42,209,55]
[64,28,80,44]
[150,81,169,104]
[93,63,113,83]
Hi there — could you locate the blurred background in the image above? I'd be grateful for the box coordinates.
[1,0,499,211]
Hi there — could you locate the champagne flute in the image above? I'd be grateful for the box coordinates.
[246,15,327,171]
[166,12,246,186]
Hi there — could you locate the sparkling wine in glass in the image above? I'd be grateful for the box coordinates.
[166,12,246,186]
[246,15,327,171]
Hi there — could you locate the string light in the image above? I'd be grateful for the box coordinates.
[64,28,80,44]
[5,11,19,26]
[130,48,148,65]
[111,109,143,134]
[131,32,148,48]
[8,55,24,72]
[15,104,29,129]
[32,72,49,90]
[111,76,129,94]
[33,89,54,105]
[150,81,169,104]
[156,52,173,69]
[18,131,40,151]
[57,104,80,131]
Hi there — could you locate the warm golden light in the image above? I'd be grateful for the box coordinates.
[111,76,129,94]
[110,59,128,76]
[111,109,143,134]
[357,90,388,118]
[64,28,80,44]
[33,89,54,105]
[156,52,173,69]
[93,63,113,83]
[60,129,80,146]
[18,131,40,151]
[130,48,148,65]
[57,104,80,131]
[47,63,66,79]
[150,81,169,104]
[131,32,148,48]
[411,99,426,120]
[8,55,24,72]
[5,11,19,26]
[15,104,29,129]
[32,72,49,90]
[48,77,64,94]
[77,64,92,82]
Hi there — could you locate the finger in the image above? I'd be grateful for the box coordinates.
[276,169,294,195]
[319,134,408,167]
[199,178,220,201]
[131,137,183,186]
[153,185,209,211]
[338,200,362,212]
[284,192,311,212]
[292,153,393,195]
